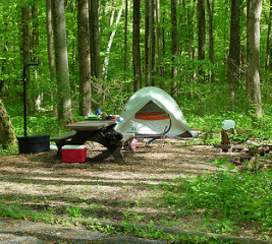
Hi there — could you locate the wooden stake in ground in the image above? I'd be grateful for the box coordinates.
[221,129,230,152]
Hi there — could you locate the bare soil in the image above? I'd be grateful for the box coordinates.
[0,140,229,240]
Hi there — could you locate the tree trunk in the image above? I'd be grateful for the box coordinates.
[197,0,205,60]
[247,0,263,118]
[89,0,100,79]
[46,0,56,81]
[21,6,32,116]
[265,0,272,69]
[102,3,124,79]
[52,0,72,122]
[0,99,16,148]
[147,0,155,86]
[123,0,128,78]
[187,0,195,60]
[78,0,92,116]
[206,0,215,82]
[171,0,178,97]
[144,0,149,85]
[155,0,163,79]
[133,0,141,91]
[31,3,42,112]
[228,0,240,105]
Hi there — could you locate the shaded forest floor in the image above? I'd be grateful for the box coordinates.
[0,140,270,242]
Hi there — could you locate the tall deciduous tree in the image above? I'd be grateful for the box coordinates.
[132,0,141,91]
[206,0,215,82]
[123,0,129,77]
[171,0,178,97]
[265,0,272,69]
[22,6,31,70]
[0,99,16,148]
[46,0,56,81]
[52,0,72,122]
[31,3,42,112]
[21,5,31,114]
[89,0,100,79]
[247,0,263,118]
[197,0,205,60]
[102,2,124,79]
[145,0,155,86]
[228,0,240,104]
[78,0,92,116]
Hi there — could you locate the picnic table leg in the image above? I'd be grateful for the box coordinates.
[88,130,124,162]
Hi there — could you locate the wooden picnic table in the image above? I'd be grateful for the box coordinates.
[53,120,124,162]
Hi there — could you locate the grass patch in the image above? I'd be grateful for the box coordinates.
[160,170,272,235]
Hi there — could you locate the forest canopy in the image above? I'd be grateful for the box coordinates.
[0,0,270,124]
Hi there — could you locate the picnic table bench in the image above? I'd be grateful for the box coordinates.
[52,120,124,162]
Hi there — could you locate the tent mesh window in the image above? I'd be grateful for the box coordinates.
[135,102,169,120]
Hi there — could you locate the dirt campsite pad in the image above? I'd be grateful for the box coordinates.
[0,140,266,242]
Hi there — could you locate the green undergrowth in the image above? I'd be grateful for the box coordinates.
[160,170,272,238]
[0,201,237,243]
[9,111,272,143]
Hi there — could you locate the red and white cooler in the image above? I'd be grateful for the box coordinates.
[61,145,87,163]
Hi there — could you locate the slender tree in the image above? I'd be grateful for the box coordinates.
[197,0,205,60]
[147,0,155,86]
[78,0,92,116]
[132,0,141,91]
[144,0,150,85]
[228,0,240,104]
[31,3,42,112]
[22,6,31,69]
[155,0,163,78]
[46,0,56,81]
[52,0,72,121]
[247,0,263,118]
[21,5,32,114]
[206,0,215,82]
[102,2,124,79]
[171,0,178,96]
[124,0,129,77]
[89,0,100,79]
[265,0,272,69]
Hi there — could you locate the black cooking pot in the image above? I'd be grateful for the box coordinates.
[17,135,50,154]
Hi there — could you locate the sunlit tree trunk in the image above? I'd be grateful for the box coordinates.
[228,0,240,105]
[0,99,16,148]
[133,0,141,91]
[52,0,72,122]
[78,0,92,116]
[102,3,124,79]
[247,0,263,118]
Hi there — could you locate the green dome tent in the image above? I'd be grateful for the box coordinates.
[115,87,192,137]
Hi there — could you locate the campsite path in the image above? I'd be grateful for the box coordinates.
[0,142,219,242]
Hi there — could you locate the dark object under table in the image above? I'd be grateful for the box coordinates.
[53,121,123,162]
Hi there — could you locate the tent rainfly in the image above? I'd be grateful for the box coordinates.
[115,87,192,137]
